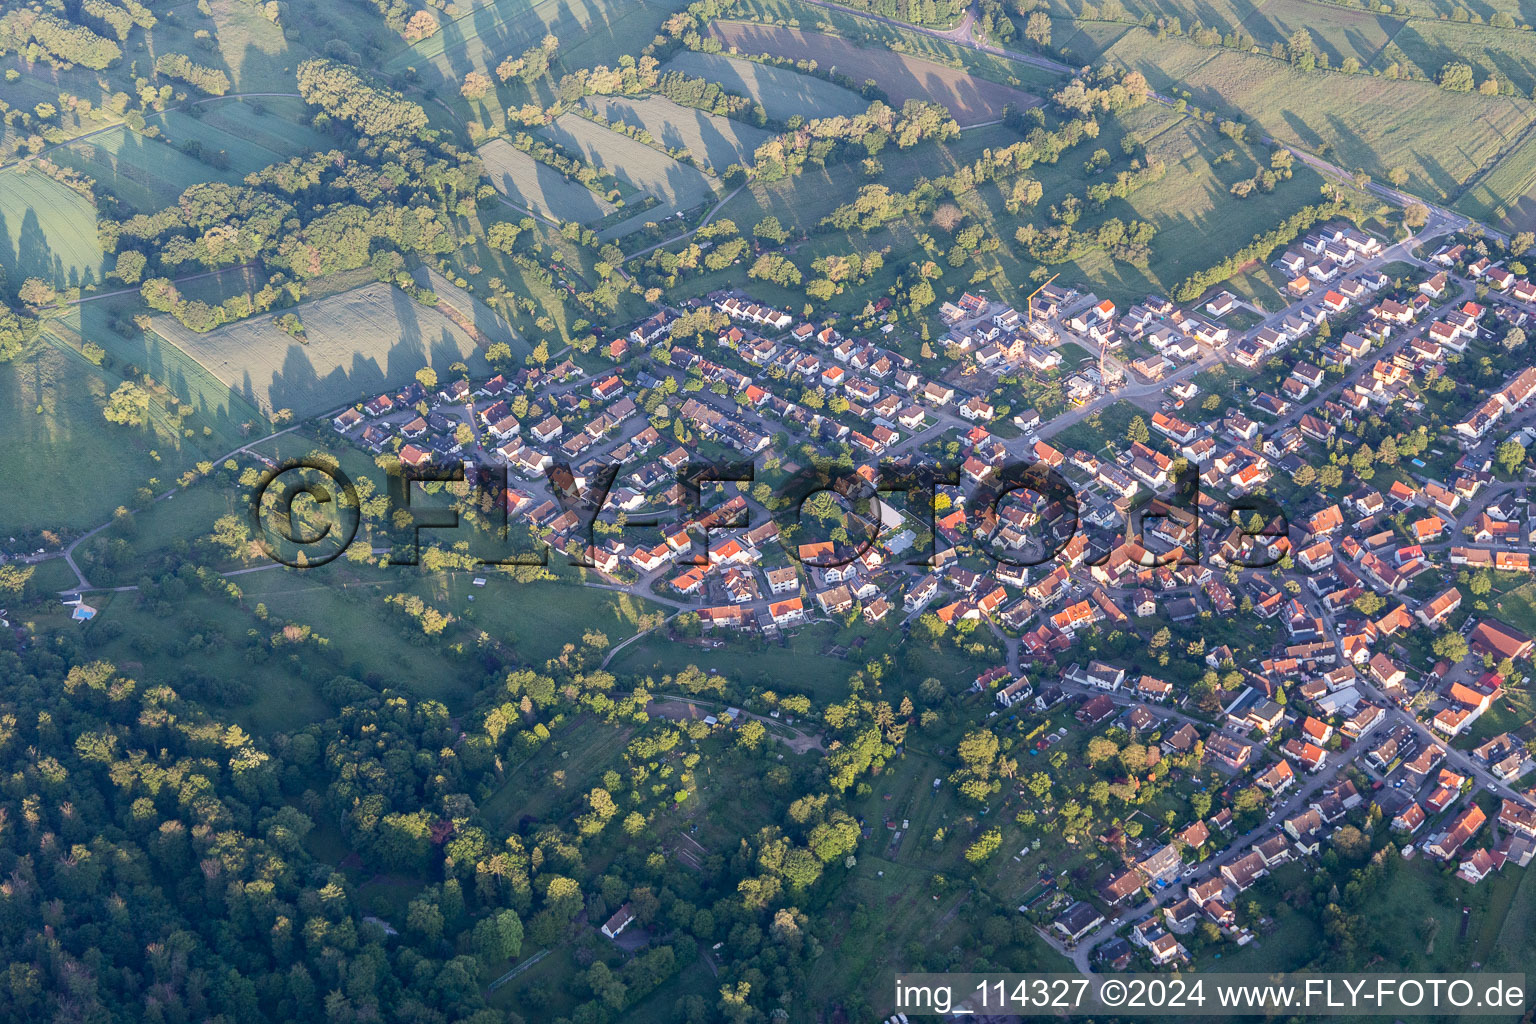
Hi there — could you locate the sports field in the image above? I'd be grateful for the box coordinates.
[579,94,776,173]
[0,167,107,292]
[147,282,493,417]
[477,138,618,223]
[1105,29,1536,200]
[711,21,1040,125]
[662,50,869,120]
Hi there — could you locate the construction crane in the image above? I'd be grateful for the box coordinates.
[1024,272,1061,323]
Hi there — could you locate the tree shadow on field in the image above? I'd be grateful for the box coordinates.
[0,203,80,296]
[1279,109,1323,153]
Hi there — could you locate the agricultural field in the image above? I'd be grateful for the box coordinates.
[579,94,776,174]
[661,50,870,120]
[731,0,1068,94]
[1455,129,1536,233]
[147,280,493,418]
[382,0,690,87]
[0,167,107,292]
[538,112,721,233]
[54,99,332,211]
[1104,28,1536,200]
[705,100,1327,310]
[477,137,618,223]
[715,121,1016,234]
[711,20,1042,125]
[1377,18,1536,98]
[0,322,249,535]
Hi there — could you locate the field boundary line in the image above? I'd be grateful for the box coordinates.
[0,92,302,175]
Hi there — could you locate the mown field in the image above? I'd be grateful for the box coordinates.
[711,20,1041,125]
[714,122,1010,235]
[477,137,618,223]
[0,322,250,535]
[53,98,331,211]
[1104,28,1536,200]
[1378,18,1536,96]
[1456,129,1536,233]
[381,0,692,137]
[662,50,870,120]
[0,167,106,292]
[702,100,1325,310]
[148,281,492,418]
[538,112,721,234]
[579,94,776,174]
[731,0,1068,93]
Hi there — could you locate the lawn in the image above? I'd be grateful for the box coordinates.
[662,50,870,120]
[478,712,634,829]
[231,567,487,707]
[710,21,1041,126]
[578,94,777,175]
[146,279,494,418]
[1104,28,1536,202]
[1355,853,1534,971]
[65,587,334,734]
[607,621,859,702]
